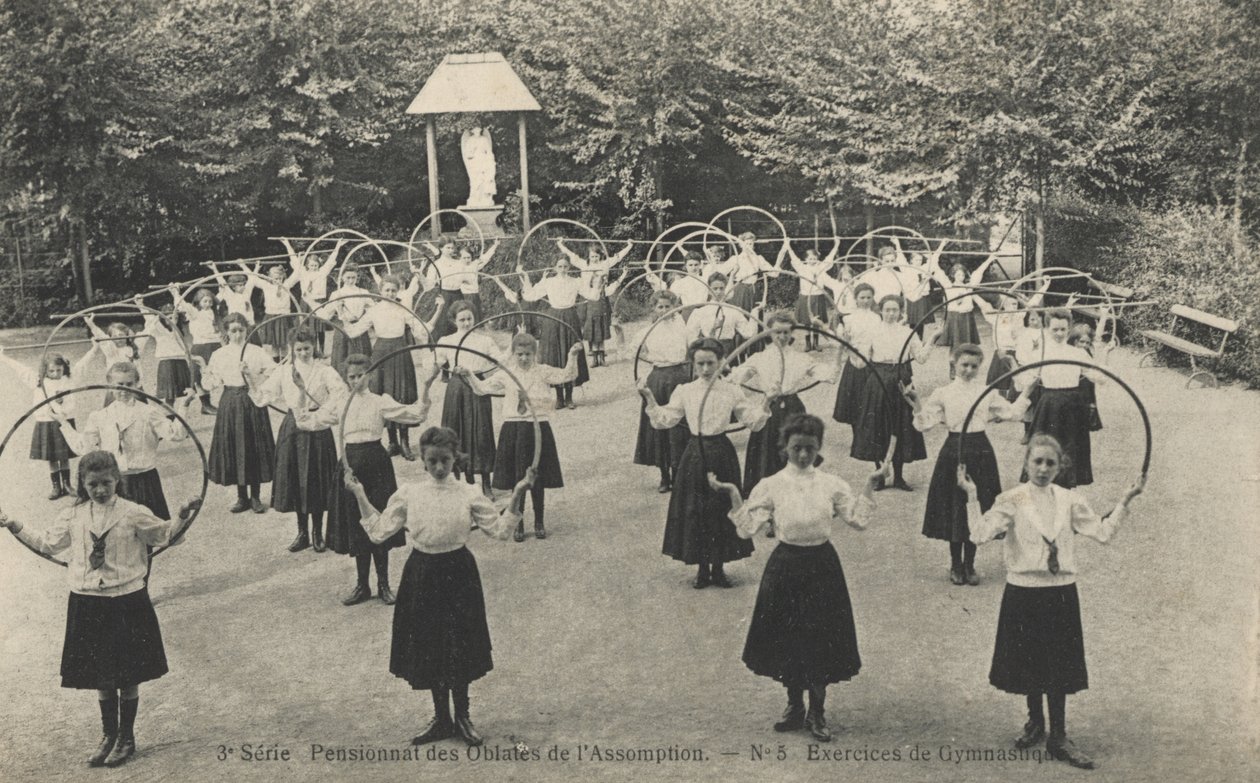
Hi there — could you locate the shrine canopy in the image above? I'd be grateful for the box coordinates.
[406,53,541,115]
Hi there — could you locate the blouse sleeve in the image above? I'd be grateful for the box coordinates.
[831,476,873,530]
[14,506,74,555]
[732,388,770,432]
[646,384,687,430]
[360,488,409,544]
[520,275,545,303]
[378,394,430,426]
[130,505,177,547]
[1069,491,1126,544]
[731,478,774,538]
[342,309,373,338]
[969,491,1017,545]
[147,405,187,443]
[912,387,947,432]
[471,492,522,540]
[248,361,285,408]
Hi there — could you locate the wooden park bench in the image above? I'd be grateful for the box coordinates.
[1138,304,1239,388]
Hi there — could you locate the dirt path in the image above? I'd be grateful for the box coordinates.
[0,327,1256,783]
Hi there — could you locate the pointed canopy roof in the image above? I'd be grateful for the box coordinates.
[406,52,541,115]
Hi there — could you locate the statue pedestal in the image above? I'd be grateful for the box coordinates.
[458,205,505,239]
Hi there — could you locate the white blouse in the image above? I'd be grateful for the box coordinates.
[140,315,187,360]
[15,497,179,597]
[913,378,1029,434]
[984,310,1023,352]
[62,400,187,474]
[343,301,425,341]
[685,303,758,343]
[474,361,577,423]
[729,250,775,285]
[203,342,275,390]
[857,321,927,364]
[669,275,710,306]
[639,317,690,367]
[250,360,347,417]
[325,285,371,323]
[426,254,469,292]
[968,483,1127,588]
[262,274,299,315]
[289,245,340,304]
[732,465,874,545]
[217,282,258,323]
[647,378,769,437]
[2,357,74,422]
[310,390,429,443]
[521,274,584,310]
[735,345,831,393]
[1036,341,1099,389]
[436,331,499,374]
[839,309,882,346]
[897,265,932,302]
[176,301,221,344]
[361,474,521,554]
[864,267,904,303]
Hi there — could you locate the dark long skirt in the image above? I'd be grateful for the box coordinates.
[155,358,192,401]
[584,297,611,343]
[271,413,339,513]
[986,349,1017,401]
[906,297,934,331]
[729,282,758,312]
[190,341,219,391]
[742,542,861,685]
[989,583,1088,695]
[492,420,563,490]
[633,364,691,471]
[922,432,999,542]
[464,293,483,323]
[117,468,171,521]
[743,393,806,496]
[329,323,372,373]
[831,360,867,426]
[30,419,75,461]
[938,309,981,348]
[257,315,292,352]
[327,441,404,556]
[1080,378,1103,432]
[370,335,418,404]
[537,305,590,387]
[61,589,168,690]
[663,435,754,565]
[390,547,494,689]
[795,294,830,326]
[208,386,275,486]
[434,289,465,339]
[441,374,496,473]
[850,362,926,463]
[1026,387,1092,487]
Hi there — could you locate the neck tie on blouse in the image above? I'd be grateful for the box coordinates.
[517,392,529,416]
[1042,536,1060,575]
[89,531,110,571]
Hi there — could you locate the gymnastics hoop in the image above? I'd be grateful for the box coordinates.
[843,225,932,258]
[294,229,388,274]
[632,301,766,386]
[341,343,543,477]
[237,313,355,414]
[957,358,1152,484]
[406,210,487,265]
[895,288,1030,368]
[297,292,437,356]
[1007,267,1121,351]
[515,218,607,273]
[453,310,584,370]
[608,268,713,323]
[645,221,732,269]
[659,225,742,270]
[337,238,423,280]
[0,384,209,567]
[707,205,789,250]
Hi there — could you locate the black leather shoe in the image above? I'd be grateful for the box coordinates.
[341,584,371,606]
[711,571,733,588]
[950,566,966,585]
[454,714,483,746]
[692,573,711,589]
[773,705,805,732]
[873,477,887,492]
[378,582,396,605]
[400,444,416,462]
[892,478,913,491]
[287,533,310,553]
[250,498,267,514]
[103,736,135,767]
[965,565,980,586]
[229,499,251,514]
[312,533,326,553]
[513,522,526,543]
[410,718,453,746]
[388,444,402,457]
[657,482,671,493]
[1015,721,1046,749]
[88,734,117,767]
[534,523,546,540]
[805,709,832,742]
[1047,734,1095,769]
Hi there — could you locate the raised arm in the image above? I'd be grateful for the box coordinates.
[555,240,587,269]
[473,240,501,270]
[970,251,1001,284]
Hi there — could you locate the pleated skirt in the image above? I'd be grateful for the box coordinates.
[584,297,611,343]
[390,547,494,690]
[434,289,465,339]
[271,413,339,513]
[118,468,171,521]
[208,386,275,486]
[742,541,861,685]
[905,296,934,331]
[61,589,168,690]
[537,305,590,387]
[1026,387,1092,487]
[743,393,806,496]
[370,336,418,405]
[922,432,999,542]
[329,324,373,373]
[190,341,219,389]
[986,349,1017,400]
[327,441,404,556]
[633,364,691,470]
[492,420,563,490]
[939,309,981,348]
[155,358,192,401]
[831,360,868,426]
[850,362,926,463]
[795,294,830,326]
[441,374,496,473]
[989,583,1088,695]
[663,435,754,565]
[257,315,293,351]
[30,420,75,461]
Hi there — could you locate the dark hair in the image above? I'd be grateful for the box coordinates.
[877,294,905,312]
[449,300,475,320]
[40,353,71,379]
[948,263,967,280]
[75,450,122,505]
[765,310,796,329]
[222,312,250,331]
[510,332,539,352]
[708,272,728,286]
[1045,308,1072,326]
[341,263,361,276]
[342,353,371,377]
[1025,433,1070,473]
[1068,323,1094,345]
[654,290,681,308]
[380,273,405,290]
[777,413,824,450]
[417,426,469,470]
[106,361,140,385]
[683,250,702,262]
[289,328,318,348]
[951,343,985,363]
[854,282,875,299]
[688,337,726,362]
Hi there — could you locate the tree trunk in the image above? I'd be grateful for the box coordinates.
[1231,137,1249,260]
[864,204,875,258]
[78,220,93,305]
[826,191,838,236]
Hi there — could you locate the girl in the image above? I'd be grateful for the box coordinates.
[557,238,632,360]
[138,306,192,406]
[906,344,1032,585]
[850,295,936,490]
[435,301,500,495]
[199,313,277,513]
[323,263,373,373]
[735,311,837,498]
[171,285,222,414]
[960,434,1144,770]
[1068,323,1104,432]
[639,337,772,588]
[725,233,785,312]
[785,240,839,352]
[283,238,345,312]
[214,268,259,327]
[633,291,692,493]
[246,329,350,553]
[84,316,140,369]
[343,276,442,461]
[684,273,760,364]
[315,354,433,605]
[927,252,1000,349]
[57,361,195,523]
[829,283,880,428]
[1023,310,1100,488]
[0,451,199,768]
[454,334,582,541]
[0,348,77,499]
[256,261,301,360]
[454,241,503,322]
[899,250,935,337]
[576,268,624,367]
[644,251,709,310]
[418,239,470,338]
[978,278,1051,400]
[514,257,591,410]
[343,427,536,747]
[709,414,884,742]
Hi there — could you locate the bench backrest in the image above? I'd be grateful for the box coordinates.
[1171,304,1239,334]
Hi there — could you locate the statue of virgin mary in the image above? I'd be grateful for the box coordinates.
[461,127,497,208]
